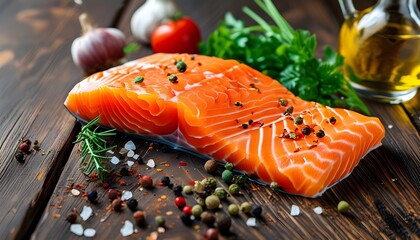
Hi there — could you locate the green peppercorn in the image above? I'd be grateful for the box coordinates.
[241,202,252,213]
[182,185,193,195]
[205,177,217,189]
[294,116,303,125]
[204,159,218,174]
[221,170,234,184]
[196,197,205,207]
[168,74,178,83]
[233,174,248,187]
[224,162,234,171]
[194,181,204,193]
[337,200,350,213]
[205,195,220,210]
[214,187,227,200]
[284,106,294,115]
[176,60,187,73]
[227,204,239,216]
[155,215,165,227]
[279,97,288,106]
[134,76,144,83]
[192,204,203,217]
[270,181,280,190]
[228,184,240,195]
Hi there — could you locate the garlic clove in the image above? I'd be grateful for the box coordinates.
[130,0,179,44]
[71,13,127,75]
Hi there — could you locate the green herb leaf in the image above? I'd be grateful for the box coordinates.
[199,0,369,115]
[123,43,140,54]
[74,116,116,182]
[135,76,144,83]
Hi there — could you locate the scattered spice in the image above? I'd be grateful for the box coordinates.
[183,185,193,195]
[173,185,183,196]
[180,213,193,226]
[175,196,187,209]
[155,215,166,227]
[279,97,288,106]
[284,106,294,115]
[126,198,138,211]
[66,209,78,224]
[242,123,248,129]
[228,204,240,216]
[176,60,187,72]
[214,187,227,200]
[87,190,98,203]
[108,189,119,201]
[246,217,257,227]
[251,205,263,218]
[316,130,325,138]
[337,200,349,213]
[192,205,203,217]
[70,224,84,236]
[205,195,220,210]
[329,116,337,125]
[221,170,233,184]
[182,205,193,215]
[269,181,280,190]
[120,220,135,236]
[133,211,146,227]
[168,74,178,83]
[215,212,231,234]
[134,76,144,83]
[302,125,311,135]
[201,211,216,227]
[15,152,25,163]
[241,202,252,213]
[179,161,187,166]
[228,184,240,195]
[294,116,303,125]
[313,206,323,214]
[204,228,219,240]
[80,206,93,221]
[111,198,123,212]
[234,101,243,107]
[140,175,153,188]
[161,176,171,186]
[249,83,260,92]
[290,205,300,216]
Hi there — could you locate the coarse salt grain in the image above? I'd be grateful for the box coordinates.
[71,189,80,196]
[80,206,93,221]
[133,154,139,160]
[290,205,300,216]
[127,150,135,158]
[121,191,133,201]
[84,228,96,237]
[119,148,129,155]
[120,220,134,237]
[106,149,114,154]
[147,159,156,168]
[246,217,257,227]
[388,124,393,129]
[110,156,120,165]
[313,206,323,215]
[124,140,136,151]
[70,224,84,236]
[127,160,134,167]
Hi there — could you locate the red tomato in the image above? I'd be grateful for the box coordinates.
[151,17,201,54]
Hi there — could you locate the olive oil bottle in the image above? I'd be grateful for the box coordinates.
[338,0,420,103]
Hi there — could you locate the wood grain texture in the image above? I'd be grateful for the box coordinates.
[0,0,123,239]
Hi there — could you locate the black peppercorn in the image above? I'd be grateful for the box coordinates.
[173,185,183,196]
[120,167,129,176]
[87,190,98,203]
[302,125,311,135]
[108,189,119,201]
[126,198,138,211]
[316,130,325,138]
[136,156,144,164]
[215,212,231,234]
[284,106,294,115]
[242,123,248,129]
[180,213,193,226]
[15,152,25,163]
[251,205,263,218]
[294,116,303,125]
[66,209,78,224]
[329,116,337,125]
[161,176,171,186]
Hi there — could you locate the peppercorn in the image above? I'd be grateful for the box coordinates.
[136,156,144,164]
[175,196,186,209]
[215,212,231,234]
[18,139,32,154]
[182,205,193,215]
[302,125,311,135]
[140,175,153,188]
[66,209,78,224]
[126,198,138,211]
[168,74,178,83]
[201,211,216,227]
[205,177,217,189]
[134,76,144,83]
[196,197,205,207]
[155,215,165,227]
[284,106,294,115]
[176,60,187,73]
[161,176,171,186]
[252,205,263,217]
[133,211,146,226]
[183,185,193,195]
[228,184,240,195]
[337,200,350,213]
[204,228,219,240]
[329,116,337,125]
[234,101,243,107]
[269,182,280,191]
[205,195,220,210]
[279,97,288,106]
[173,185,183,196]
[204,159,218,174]
[242,123,248,129]
[224,162,234,171]
[221,170,233,184]
[87,190,98,203]
[15,152,25,163]
[108,189,119,201]
[119,167,129,176]
[233,174,248,187]
[194,181,204,193]
[227,204,239,216]
[180,213,193,226]
[214,187,226,200]
[241,202,252,213]
[294,116,303,125]
[192,204,203,217]
[111,198,123,212]
[316,129,325,138]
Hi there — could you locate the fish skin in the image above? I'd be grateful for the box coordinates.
[65,53,385,197]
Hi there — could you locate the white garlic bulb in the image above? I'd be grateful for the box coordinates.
[71,13,126,74]
[130,0,179,43]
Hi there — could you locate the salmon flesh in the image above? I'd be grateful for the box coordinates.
[65,54,385,197]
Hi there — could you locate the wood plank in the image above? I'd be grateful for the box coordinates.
[0,0,124,238]
[33,0,420,239]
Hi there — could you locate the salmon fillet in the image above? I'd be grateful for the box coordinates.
[65,53,385,197]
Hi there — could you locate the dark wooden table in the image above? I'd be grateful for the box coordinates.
[1,0,419,239]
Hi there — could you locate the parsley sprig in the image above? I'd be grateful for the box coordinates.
[74,116,116,181]
[200,0,369,115]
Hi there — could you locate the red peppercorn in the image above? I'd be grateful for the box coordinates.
[204,228,219,240]
[140,175,153,188]
[108,189,119,201]
[174,196,186,209]
[102,182,110,189]
[182,205,192,215]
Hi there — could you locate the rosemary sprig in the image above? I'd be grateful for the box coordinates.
[74,116,116,181]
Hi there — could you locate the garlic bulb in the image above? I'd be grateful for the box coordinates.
[71,13,126,75]
[130,0,179,43]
